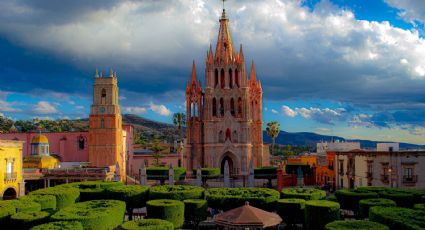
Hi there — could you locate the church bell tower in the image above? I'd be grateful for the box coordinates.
[88,69,125,180]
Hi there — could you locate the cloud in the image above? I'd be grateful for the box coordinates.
[32,101,58,114]
[281,105,297,117]
[149,103,171,116]
[0,112,3,117]
[75,105,84,110]
[385,0,425,27]
[271,109,278,114]
[124,106,147,114]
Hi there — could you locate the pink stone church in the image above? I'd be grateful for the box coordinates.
[185,8,270,175]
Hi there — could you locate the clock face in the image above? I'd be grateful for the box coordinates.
[99,107,106,113]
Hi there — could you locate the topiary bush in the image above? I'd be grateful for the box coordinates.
[327,195,338,202]
[206,188,280,211]
[149,185,204,201]
[357,186,388,193]
[20,194,57,211]
[147,167,186,183]
[193,168,220,185]
[325,220,389,230]
[369,206,425,230]
[0,201,16,225]
[106,185,149,220]
[30,186,80,209]
[11,211,50,229]
[57,181,123,201]
[276,198,305,226]
[121,219,174,230]
[304,200,340,230]
[335,189,378,213]
[51,200,126,230]
[281,188,326,200]
[31,221,84,230]
[1,199,42,213]
[146,199,184,229]
[413,203,425,212]
[359,198,396,218]
[183,199,208,227]
[378,189,416,208]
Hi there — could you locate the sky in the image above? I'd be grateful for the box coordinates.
[0,0,425,145]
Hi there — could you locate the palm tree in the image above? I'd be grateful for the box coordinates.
[173,113,186,142]
[266,121,280,156]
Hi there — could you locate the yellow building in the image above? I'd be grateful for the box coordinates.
[23,135,59,169]
[0,140,25,199]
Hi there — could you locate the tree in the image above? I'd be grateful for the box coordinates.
[172,113,186,142]
[266,121,280,156]
[151,136,165,166]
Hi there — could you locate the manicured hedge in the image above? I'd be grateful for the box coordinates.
[31,221,84,230]
[107,185,149,220]
[147,167,186,181]
[304,200,340,230]
[359,198,396,218]
[149,185,204,201]
[30,187,80,210]
[121,219,174,230]
[281,188,326,200]
[51,200,126,230]
[325,220,389,230]
[254,167,277,179]
[1,199,42,213]
[0,201,16,224]
[335,189,378,212]
[327,195,338,202]
[183,199,208,226]
[413,203,425,212]
[379,189,415,208]
[369,206,425,230]
[276,198,305,226]
[357,186,388,193]
[147,199,184,229]
[11,211,50,229]
[80,188,108,201]
[192,168,220,178]
[20,194,57,211]
[58,181,123,201]
[206,188,280,211]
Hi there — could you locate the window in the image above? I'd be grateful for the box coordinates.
[238,98,242,116]
[404,168,413,178]
[212,98,217,117]
[229,69,233,88]
[338,160,344,175]
[100,118,105,129]
[219,131,224,143]
[220,98,224,116]
[235,69,239,87]
[78,135,85,150]
[225,129,231,141]
[6,160,13,174]
[232,130,238,143]
[230,98,235,116]
[101,89,106,104]
[214,69,219,87]
[220,69,225,89]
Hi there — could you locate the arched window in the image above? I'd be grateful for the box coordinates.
[232,130,238,143]
[191,103,194,117]
[219,131,224,143]
[235,69,239,87]
[78,135,85,150]
[238,97,242,117]
[220,98,224,116]
[229,69,233,88]
[212,98,217,117]
[100,118,105,128]
[225,128,231,141]
[221,69,225,89]
[251,101,254,120]
[101,89,106,104]
[230,98,235,116]
[215,69,219,87]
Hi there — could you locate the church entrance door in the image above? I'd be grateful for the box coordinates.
[221,155,234,176]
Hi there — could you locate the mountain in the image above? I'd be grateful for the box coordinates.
[263,130,425,150]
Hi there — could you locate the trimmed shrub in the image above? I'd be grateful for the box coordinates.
[0,201,16,224]
[304,200,340,230]
[58,181,123,201]
[379,189,416,208]
[11,211,50,229]
[357,186,388,193]
[20,194,57,211]
[335,189,378,212]
[31,221,84,230]
[206,188,280,211]
[79,188,108,201]
[149,185,204,201]
[107,185,149,220]
[193,168,220,185]
[276,198,305,226]
[51,200,126,230]
[30,187,80,209]
[413,203,425,212]
[281,188,326,200]
[147,167,186,182]
[1,199,42,213]
[359,198,396,218]
[121,219,174,230]
[146,199,184,229]
[183,199,208,226]
[327,195,338,202]
[325,220,389,230]
[369,206,425,230]
[254,167,277,179]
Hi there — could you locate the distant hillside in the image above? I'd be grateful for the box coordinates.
[122,114,180,142]
[263,131,425,150]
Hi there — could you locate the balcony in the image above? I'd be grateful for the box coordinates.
[4,172,17,182]
[380,174,389,184]
[403,175,418,185]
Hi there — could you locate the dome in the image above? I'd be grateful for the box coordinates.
[31,134,49,144]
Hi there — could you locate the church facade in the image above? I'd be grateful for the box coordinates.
[185,9,270,175]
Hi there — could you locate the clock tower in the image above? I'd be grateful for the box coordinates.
[88,69,125,180]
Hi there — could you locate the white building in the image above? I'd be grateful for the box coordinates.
[377,143,399,152]
[317,141,361,153]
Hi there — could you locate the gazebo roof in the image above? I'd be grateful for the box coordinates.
[215,202,282,228]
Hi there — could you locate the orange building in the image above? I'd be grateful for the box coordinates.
[315,152,336,189]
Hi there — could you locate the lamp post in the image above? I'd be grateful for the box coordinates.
[388,168,392,188]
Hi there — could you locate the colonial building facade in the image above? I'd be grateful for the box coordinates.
[185,9,269,175]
